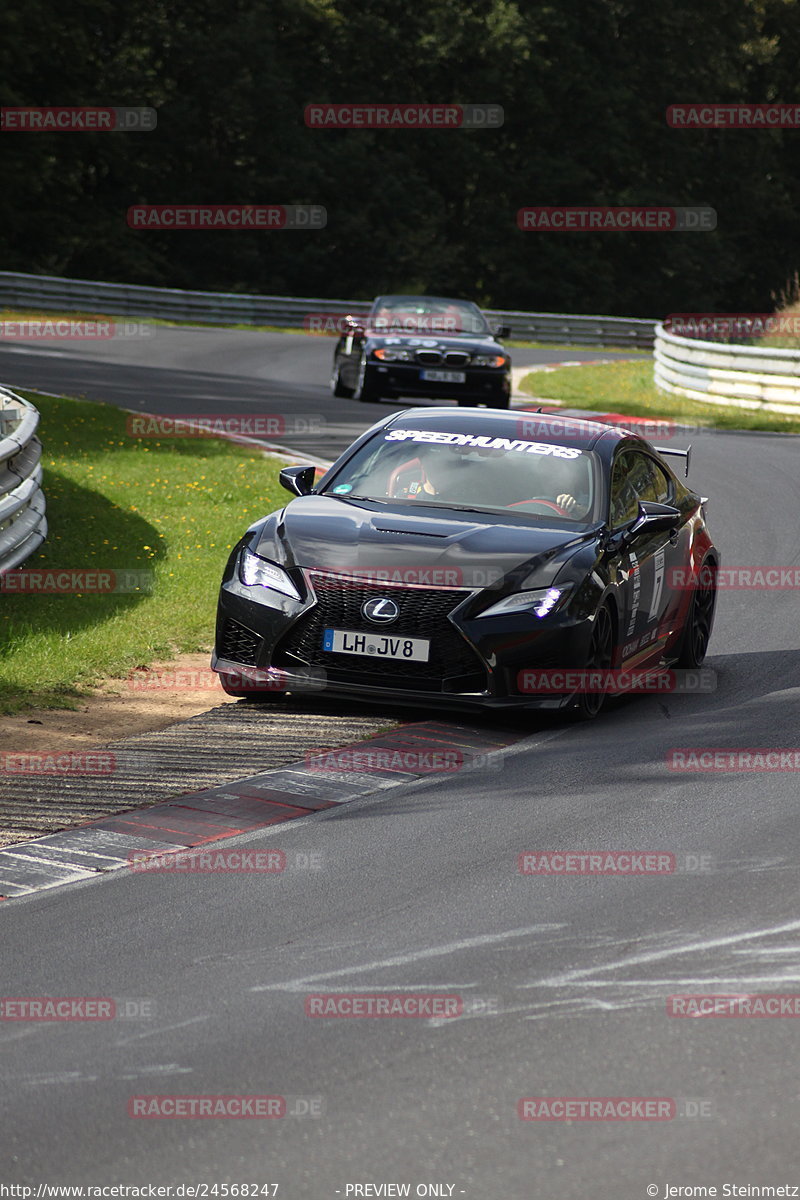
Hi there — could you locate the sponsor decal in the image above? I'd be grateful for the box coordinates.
[384,429,582,458]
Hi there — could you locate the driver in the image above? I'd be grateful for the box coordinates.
[517,457,588,517]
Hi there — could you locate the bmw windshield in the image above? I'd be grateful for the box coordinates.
[370,296,491,336]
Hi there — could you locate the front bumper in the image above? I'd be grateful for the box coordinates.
[369,362,510,402]
[213,568,596,711]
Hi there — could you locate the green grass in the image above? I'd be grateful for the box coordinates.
[0,390,288,714]
[519,359,800,434]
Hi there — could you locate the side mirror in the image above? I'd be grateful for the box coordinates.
[494,324,512,339]
[627,500,681,539]
[279,464,316,496]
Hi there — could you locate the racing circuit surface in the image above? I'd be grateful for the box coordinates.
[1,331,800,1196]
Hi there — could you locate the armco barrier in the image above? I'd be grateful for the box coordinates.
[0,388,47,572]
[0,270,656,349]
[654,323,800,415]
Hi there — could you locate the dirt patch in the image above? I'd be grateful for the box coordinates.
[1,652,235,757]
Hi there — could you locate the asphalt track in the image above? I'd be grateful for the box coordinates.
[2,329,800,1197]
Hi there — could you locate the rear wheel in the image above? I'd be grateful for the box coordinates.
[571,601,614,720]
[675,558,717,668]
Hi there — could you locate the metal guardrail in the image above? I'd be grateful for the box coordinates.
[0,270,657,349]
[654,323,800,415]
[0,388,47,572]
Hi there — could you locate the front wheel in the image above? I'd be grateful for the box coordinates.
[331,361,355,399]
[355,358,382,403]
[571,601,615,720]
[675,559,717,668]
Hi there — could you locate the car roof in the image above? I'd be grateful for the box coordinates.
[384,406,629,451]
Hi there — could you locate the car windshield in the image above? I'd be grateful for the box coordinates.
[370,297,490,336]
[323,428,599,522]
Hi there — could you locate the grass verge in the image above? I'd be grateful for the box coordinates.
[519,359,800,434]
[0,390,288,714]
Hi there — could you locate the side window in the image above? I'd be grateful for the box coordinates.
[609,453,639,527]
[648,459,673,504]
[610,452,673,526]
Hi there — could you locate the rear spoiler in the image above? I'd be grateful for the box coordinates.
[658,444,692,477]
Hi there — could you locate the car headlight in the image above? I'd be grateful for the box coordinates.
[373,347,413,362]
[239,549,301,600]
[471,354,507,368]
[479,586,569,619]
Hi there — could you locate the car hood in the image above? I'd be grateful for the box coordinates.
[253,495,599,591]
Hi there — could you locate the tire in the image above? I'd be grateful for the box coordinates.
[218,672,286,702]
[487,395,510,410]
[675,558,717,668]
[354,357,382,403]
[570,601,615,720]
[330,362,355,399]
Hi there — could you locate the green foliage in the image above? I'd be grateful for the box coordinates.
[1,0,799,314]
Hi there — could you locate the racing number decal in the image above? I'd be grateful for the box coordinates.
[626,551,640,638]
[648,547,666,622]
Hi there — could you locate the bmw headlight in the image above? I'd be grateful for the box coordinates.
[479,586,570,619]
[239,549,301,600]
[471,354,507,368]
[373,347,413,362]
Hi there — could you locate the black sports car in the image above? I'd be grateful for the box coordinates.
[212,408,718,718]
[330,295,512,408]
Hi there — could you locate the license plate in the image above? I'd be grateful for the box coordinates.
[322,628,430,662]
[420,369,466,384]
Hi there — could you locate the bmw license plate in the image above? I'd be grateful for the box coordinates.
[322,628,430,662]
[420,369,466,384]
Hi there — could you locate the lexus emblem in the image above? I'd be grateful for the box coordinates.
[362,597,399,624]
